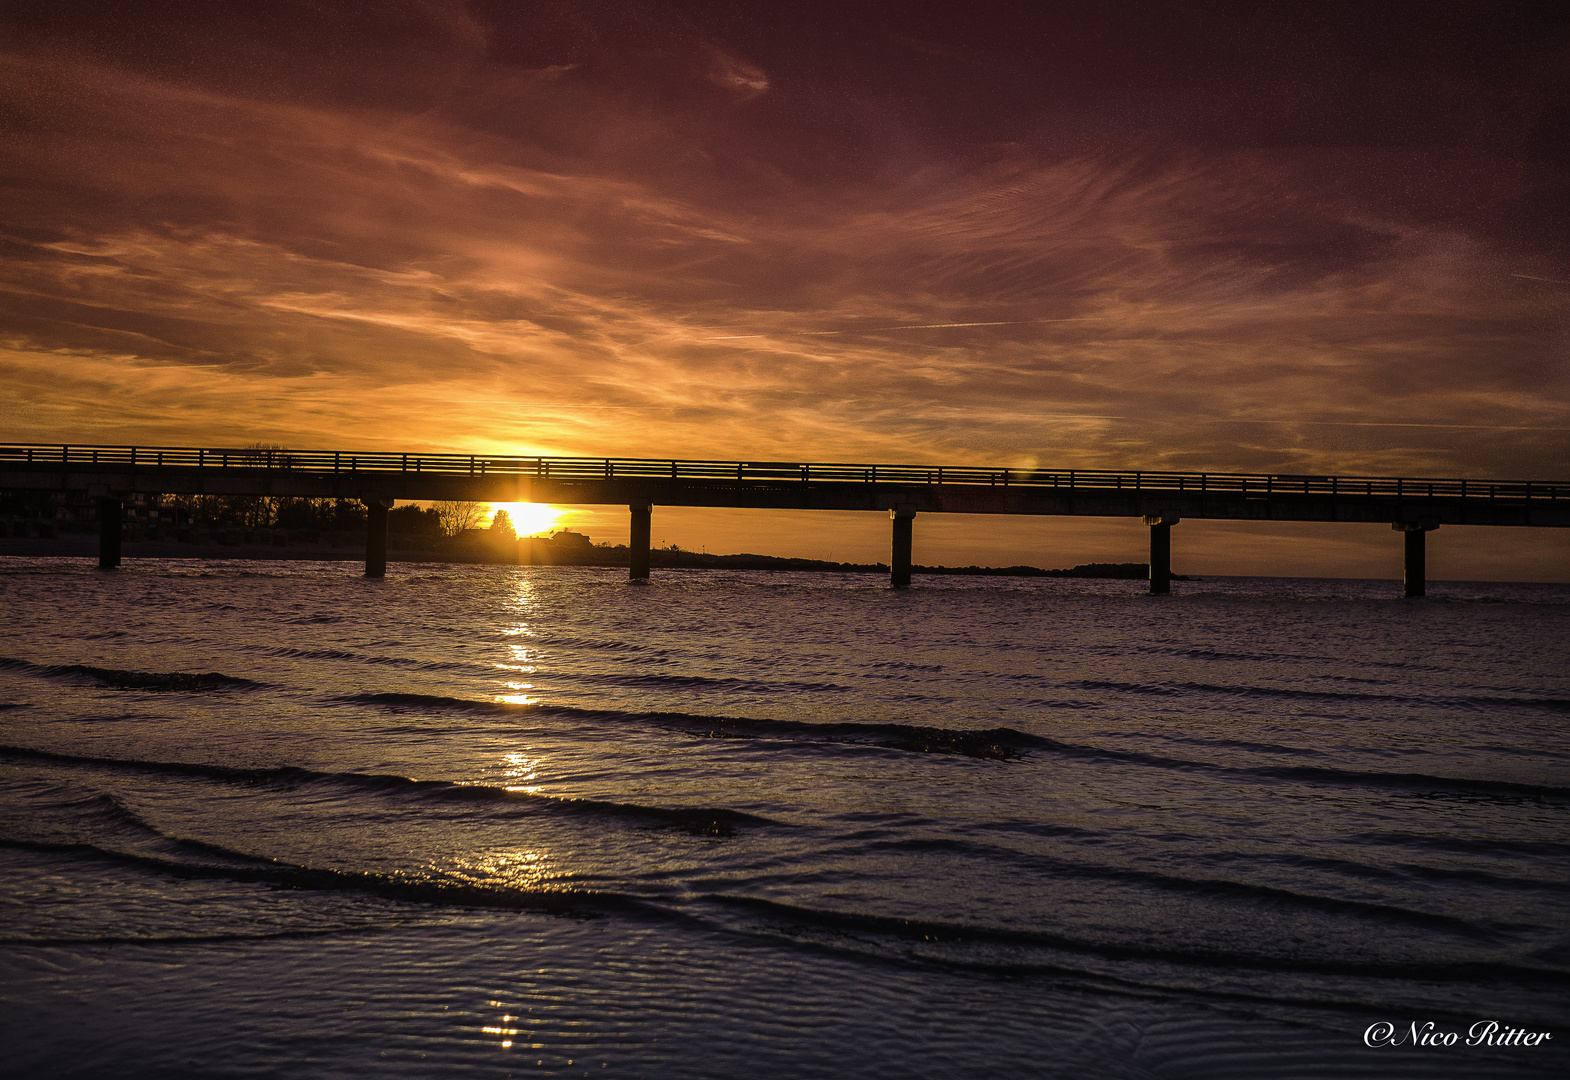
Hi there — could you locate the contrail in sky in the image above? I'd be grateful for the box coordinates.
[1512,273,1570,285]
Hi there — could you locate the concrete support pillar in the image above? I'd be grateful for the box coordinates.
[1394,522,1437,597]
[629,501,651,581]
[1404,529,1424,597]
[98,496,122,570]
[363,499,390,578]
[890,505,915,589]
[1143,513,1178,594]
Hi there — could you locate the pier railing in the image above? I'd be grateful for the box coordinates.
[2,444,1564,503]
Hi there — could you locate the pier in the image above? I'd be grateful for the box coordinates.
[3,443,1566,595]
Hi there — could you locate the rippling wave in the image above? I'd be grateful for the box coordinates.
[0,655,264,691]
[2,562,1566,1076]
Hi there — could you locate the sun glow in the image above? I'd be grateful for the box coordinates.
[486,502,568,536]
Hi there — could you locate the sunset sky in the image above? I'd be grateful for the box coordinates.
[3,1,1567,578]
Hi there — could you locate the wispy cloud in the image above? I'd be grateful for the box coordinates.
[1,30,1565,486]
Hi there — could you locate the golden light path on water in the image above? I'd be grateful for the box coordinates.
[496,610,539,706]
[496,580,546,709]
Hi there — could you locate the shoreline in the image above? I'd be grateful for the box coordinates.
[0,536,1180,579]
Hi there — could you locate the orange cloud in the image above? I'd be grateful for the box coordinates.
[0,5,1565,578]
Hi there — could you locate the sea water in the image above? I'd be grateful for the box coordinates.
[1,558,1567,1078]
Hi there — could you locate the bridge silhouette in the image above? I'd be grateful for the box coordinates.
[3,443,1566,595]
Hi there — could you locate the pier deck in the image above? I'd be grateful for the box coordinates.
[3,443,1565,595]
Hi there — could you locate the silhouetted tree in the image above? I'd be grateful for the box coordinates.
[388,505,443,536]
[434,501,484,536]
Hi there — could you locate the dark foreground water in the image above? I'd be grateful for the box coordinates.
[1,558,1567,1079]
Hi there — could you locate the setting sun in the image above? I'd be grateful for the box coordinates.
[485,502,568,537]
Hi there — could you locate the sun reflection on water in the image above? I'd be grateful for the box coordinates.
[494,639,541,702]
[481,1019,519,1049]
[501,644,537,670]
[482,1005,540,1051]
[457,846,556,895]
[496,683,537,706]
[500,750,542,794]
